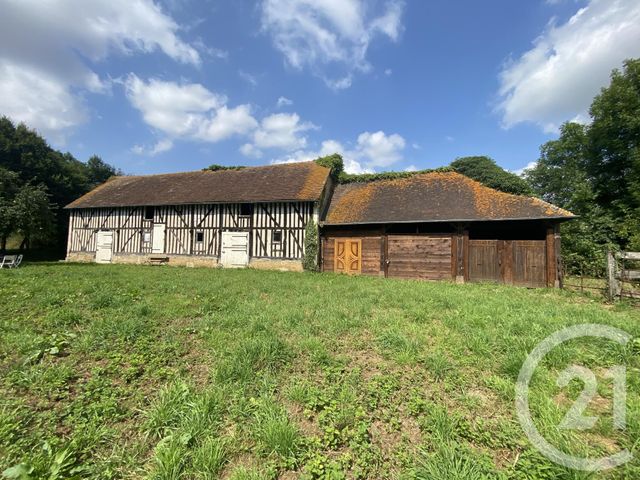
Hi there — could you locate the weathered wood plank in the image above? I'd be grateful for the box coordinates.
[617,252,640,260]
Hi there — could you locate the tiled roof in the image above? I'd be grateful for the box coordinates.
[66,162,330,208]
[324,171,574,224]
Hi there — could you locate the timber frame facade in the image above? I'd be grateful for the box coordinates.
[65,162,332,269]
[67,202,316,261]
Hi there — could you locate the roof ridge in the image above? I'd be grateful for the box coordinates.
[114,161,327,180]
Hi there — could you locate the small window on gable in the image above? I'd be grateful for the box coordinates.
[272,230,283,243]
[144,206,154,220]
[195,231,204,243]
[239,203,253,217]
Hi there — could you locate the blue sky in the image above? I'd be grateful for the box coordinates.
[1,0,639,175]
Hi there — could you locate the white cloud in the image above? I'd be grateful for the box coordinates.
[356,131,405,168]
[239,143,264,159]
[0,62,88,144]
[269,130,406,174]
[0,0,201,140]
[497,0,640,133]
[261,0,404,89]
[125,74,258,142]
[246,113,317,153]
[512,161,538,177]
[131,138,174,156]
[276,96,294,108]
[384,68,393,76]
[404,164,418,172]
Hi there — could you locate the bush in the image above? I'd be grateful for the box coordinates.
[302,220,319,272]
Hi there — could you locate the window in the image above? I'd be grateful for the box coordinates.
[195,231,204,243]
[144,206,154,220]
[272,230,282,243]
[143,232,151,243]
[239,203,253,217]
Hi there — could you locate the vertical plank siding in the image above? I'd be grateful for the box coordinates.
[68,201,313,260]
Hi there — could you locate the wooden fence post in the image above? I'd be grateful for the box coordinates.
[607,251,620,301]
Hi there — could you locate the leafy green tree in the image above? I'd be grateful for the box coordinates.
[526,122,615,274]
[12,184,55,250]
[314,153,344,180]
[86,155,119,186]
[0,116,120,254]
[587,59,640,249]
[527,123,593,212]
[0,167,19,251]
[450,156,532,195]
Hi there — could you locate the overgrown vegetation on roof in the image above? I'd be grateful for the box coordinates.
[450,156,533,196]
[203,164,246,172]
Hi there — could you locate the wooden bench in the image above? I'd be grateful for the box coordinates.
[149,256,169,265]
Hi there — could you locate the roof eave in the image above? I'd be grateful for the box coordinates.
[64,197,322,209]
[320,215,577,226]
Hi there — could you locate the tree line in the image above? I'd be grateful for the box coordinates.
[0,117,119,254]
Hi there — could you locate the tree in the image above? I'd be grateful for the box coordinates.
[314,153,344,180]
[0,168,19,251]
[450,156,532,195]
[86,155,119,186]
[526,123,593,213]
[587,59,640,249]
[12,184,55,250]
[0,117,120,254]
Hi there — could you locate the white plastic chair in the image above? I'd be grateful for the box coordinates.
[0,255,22,268]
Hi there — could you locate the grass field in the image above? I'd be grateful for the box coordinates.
[1,264,639,479]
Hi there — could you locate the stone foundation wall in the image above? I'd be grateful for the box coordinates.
[249,258,303,272]
[66,252,302,271]
[66,252,219,268]
[66,252,95,263]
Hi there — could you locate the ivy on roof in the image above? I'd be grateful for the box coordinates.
[203,164,246,172]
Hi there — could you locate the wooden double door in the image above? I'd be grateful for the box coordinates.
[334,238,362,274]
[468,239,547,287]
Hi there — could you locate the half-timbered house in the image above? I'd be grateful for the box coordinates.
[66,163,574,287]
[319,171,575,288]
[65,162,332,270]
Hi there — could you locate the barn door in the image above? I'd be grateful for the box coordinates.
[95,231,113,264]
[334,239,361,274]
[152,224,166,254]
[469,239,547,287]
[221,231,249,268]
[468,240,500,282]
[513,241,546,287]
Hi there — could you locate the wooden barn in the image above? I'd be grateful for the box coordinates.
[65,162,332,270]
[66,163,574,287]
[320,172,575,288]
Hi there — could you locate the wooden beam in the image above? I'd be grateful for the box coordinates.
[554,223,562,288]
[620,270,640,281]
[546,227,556,288]
[618,252,640,260]
[607,251,620,301]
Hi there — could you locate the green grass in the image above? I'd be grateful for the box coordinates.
[1,263,639,479]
